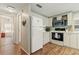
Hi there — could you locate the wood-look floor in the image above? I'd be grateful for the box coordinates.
[31,48,43,55]
[1,36,79,55]
[32,42,79,55]
[43,42,79,55]
[0,37,22,55]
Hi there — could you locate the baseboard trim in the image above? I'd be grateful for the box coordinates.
[43,42,51,46]
[31,48,43,55]
[20,46,30,55]
[14,42,29,55]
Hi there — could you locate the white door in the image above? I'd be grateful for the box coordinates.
[31,27,43,53]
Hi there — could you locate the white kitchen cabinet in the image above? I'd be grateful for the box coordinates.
[68,12,73,25]
[57,15,62,20]
[64,33,77,49]
[69,33,77,48]
[64,33,70,47]
[77,33,79,49]
[43,32,50,45]
[48,18,52,26]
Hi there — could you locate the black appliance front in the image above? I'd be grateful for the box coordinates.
[55,28,65,31]
[52,32,63,41]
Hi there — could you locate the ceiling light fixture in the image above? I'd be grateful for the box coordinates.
[7,6,16,13]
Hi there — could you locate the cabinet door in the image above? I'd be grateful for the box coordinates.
[68,12,73,25]
[70,33,77,48]
[43,32,50,45]
[64,33,70,47]
[57,15,61,20]
[77,33,79,49]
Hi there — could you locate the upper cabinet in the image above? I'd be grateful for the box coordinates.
[67,12,73,26]
[73,12,79,31]
[62,15,67,20]
[57,15,62,20]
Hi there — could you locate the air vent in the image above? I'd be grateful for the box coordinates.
[36,4,42,8]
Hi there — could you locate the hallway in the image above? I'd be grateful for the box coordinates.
[0,36,21,55]
[0,3,30,55]
[0,13,20,55]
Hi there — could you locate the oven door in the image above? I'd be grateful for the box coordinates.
[52,32,63,41]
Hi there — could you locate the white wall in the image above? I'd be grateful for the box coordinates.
[31,12,50,45]
[20,4,31,54]
[73,12,79,20]
[14,4,31,54]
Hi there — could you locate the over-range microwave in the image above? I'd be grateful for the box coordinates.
[52,20,67,27]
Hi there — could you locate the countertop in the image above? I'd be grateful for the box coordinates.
[50,30,79,33]
[50,31,66,33]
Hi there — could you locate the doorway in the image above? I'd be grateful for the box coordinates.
[0,15,17,55]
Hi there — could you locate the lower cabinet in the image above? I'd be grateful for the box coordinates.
[77,34,79,49]
[64,33,70,47]
[69,33,77,48]
[64,33,78,49]
[51,32,79,49]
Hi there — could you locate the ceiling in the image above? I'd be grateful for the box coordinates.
[31,3,79,17]
[0,3,27,14]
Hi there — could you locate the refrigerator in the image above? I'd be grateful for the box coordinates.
[31,16,43,53]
